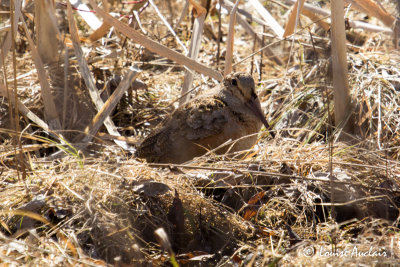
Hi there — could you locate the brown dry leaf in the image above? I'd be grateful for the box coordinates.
[242,191,266,220]
[248,191,266,205]
[283,0,305,38]
[89,23,112,42]
[232,254,242,265]
[243,207,257,220]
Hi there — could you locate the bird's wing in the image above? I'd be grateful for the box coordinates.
[175,96,229,140]
[136,96,229,161]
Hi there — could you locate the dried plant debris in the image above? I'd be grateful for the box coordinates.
[1,0,400,266]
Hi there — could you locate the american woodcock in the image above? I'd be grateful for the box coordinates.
[136,72,274,163]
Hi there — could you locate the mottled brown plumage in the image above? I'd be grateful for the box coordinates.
[136,72,273,163]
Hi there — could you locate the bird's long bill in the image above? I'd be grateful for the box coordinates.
[246,98,275,138]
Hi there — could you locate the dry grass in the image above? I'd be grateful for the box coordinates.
[1,0,400,266]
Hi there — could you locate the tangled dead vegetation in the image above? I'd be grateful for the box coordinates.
[1,0,400,266]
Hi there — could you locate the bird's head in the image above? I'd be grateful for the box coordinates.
[224,72,275,138]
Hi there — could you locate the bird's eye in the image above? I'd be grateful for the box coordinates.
[231,78,238,86]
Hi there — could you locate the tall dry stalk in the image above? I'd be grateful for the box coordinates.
[224,0,240,76]
[330,0,354,137]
